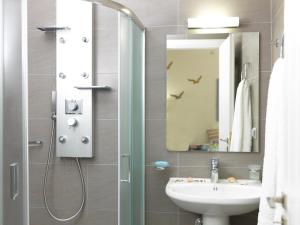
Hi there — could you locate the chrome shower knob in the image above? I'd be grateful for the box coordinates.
[58,72,66,79]
[82,37,89,43]
[59,37,65,44]
[81,72,89,79]
[58,136,66,143]
[67,118,78,127]
[81,136,89,144]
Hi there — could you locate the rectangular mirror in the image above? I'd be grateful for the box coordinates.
[166,32,259,152]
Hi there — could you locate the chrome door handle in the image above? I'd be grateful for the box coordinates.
[121,154,131,183]
[267,193,287,209]
[74,85,111,90]
[273,215,288,225]
[219,138,230,144]
[10,162,19,200]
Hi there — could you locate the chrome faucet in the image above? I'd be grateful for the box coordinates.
[210,158,219,183]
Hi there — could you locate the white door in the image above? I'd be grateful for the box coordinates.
[218,35,234,152]
[281,0,300,224]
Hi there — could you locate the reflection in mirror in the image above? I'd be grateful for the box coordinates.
[166,33,259,152]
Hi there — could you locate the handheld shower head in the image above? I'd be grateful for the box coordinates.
[51,91,57,120]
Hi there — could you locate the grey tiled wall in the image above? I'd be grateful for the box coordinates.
[272,0,284,64]
[28,0,272,225]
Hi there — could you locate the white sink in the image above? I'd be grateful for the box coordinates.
[166,178,261,225]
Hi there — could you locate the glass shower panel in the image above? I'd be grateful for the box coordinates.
[0,1,3,219]
[131,19,145,225]
[0,12,3,221]
[119,13,145,225]
[119,12,132,225]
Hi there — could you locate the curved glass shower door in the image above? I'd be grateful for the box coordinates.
[119,13,145,225]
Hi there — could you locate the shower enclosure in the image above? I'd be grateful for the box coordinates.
[0,0,145,224]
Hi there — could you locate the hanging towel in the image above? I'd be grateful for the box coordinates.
[257,58,285,225]
[230,79,252,152]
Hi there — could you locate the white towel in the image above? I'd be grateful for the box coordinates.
[257,58,285,225]
[230,79,252,152]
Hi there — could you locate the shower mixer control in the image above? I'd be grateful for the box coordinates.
[56,2,93,158]
[65,99,83,114]
[69,101,78,111]
[67,118,78,127]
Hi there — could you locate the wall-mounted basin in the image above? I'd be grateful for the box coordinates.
[166,178,261,225]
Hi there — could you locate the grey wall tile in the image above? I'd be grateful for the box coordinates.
[178,153,212,167]
[178,166,252,179]
[179,0,271,25]
[27,0,56,29]
[179,151,263,168]
[145,212,178,225]
[30,162,88,209]
[94,75,118,119]
[29,118,52,163]
[145,119,178,166]
[178,166,210,178]
[94,28,118,74]
[86,119,118,164]
[219,167,250,179]
[117,0,179,27]
[272,4,284,64]
[28,75,55,118]
[145,73,166,120]
[86,210,118,225]
[179,212,200,225]
[30,208,87,225]
[145,166,178,212]
[28,30,56,75]
[94,5,118,31]
[87,165,118,211]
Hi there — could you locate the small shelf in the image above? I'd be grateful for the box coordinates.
[28,140,43,149]
[37,26,71,32]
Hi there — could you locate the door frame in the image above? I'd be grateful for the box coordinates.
[1,0,29,224]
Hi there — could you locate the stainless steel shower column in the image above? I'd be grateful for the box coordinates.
[56,0,94,158]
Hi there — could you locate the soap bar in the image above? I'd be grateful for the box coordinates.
[154,161,170,170]
[227,177,237,183]
[187,177,193,182]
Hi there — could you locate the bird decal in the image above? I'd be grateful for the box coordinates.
[188,75,202,84]
[170,91,184,100]
[167,61,174,70]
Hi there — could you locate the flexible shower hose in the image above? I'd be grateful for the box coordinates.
[43,115,86,222]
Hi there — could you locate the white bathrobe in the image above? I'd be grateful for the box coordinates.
[230,79,252,152]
